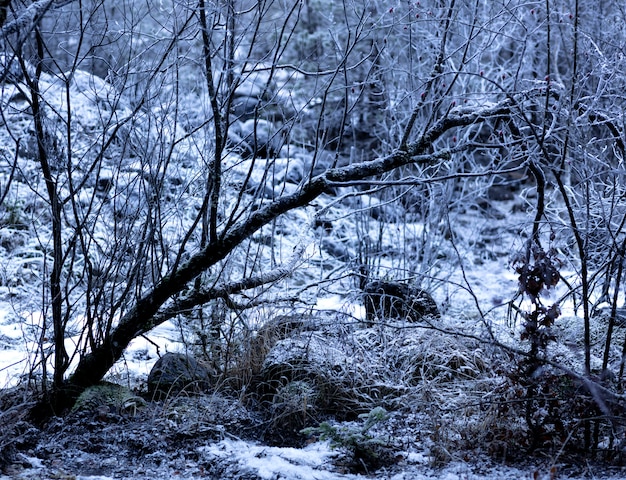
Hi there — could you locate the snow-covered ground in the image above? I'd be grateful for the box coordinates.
[3,437,625,479]
[0,63,624,479]
[2,224,624,479]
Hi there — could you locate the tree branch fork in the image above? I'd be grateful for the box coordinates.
[48,89,540,413]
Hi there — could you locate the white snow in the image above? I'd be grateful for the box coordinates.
[0,61,623,479]
[198,440,353,480]
[196,439,565,480]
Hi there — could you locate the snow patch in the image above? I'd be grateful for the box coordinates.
[198,439,357,479]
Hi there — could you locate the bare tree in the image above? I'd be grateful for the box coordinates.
[1,3,625,452]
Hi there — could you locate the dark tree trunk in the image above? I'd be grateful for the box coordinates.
[29,99,516,421]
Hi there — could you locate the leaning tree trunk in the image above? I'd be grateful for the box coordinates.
[30,97,518,418]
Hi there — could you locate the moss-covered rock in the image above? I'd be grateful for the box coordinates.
[71,383,146,418]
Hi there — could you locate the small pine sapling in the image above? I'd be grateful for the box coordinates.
[302,407,391,472]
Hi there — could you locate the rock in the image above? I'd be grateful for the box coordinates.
[474,198,506,219]
[363,281,440,324]
[95,176,114,195]
[228,66,296,123]
[71,382,146,418]
[321,237,350,261]
[275,147,350,184]
[235,70,273,99]
[147,353,214,399]
[487,184,516,201]
[259,331,351,418]
[231,119,285,159]
[343,193,406,222]
[231,95,261,121]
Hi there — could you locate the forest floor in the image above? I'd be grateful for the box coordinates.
[1,388,626,479]
[2,193,626,479]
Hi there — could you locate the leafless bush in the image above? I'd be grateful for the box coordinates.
[0,0,625,466]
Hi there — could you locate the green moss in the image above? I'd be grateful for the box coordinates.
[71,383,146,416]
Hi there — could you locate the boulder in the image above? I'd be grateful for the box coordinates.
[231,95,260,121]
[231,119,284,159]
[363,281,440,324]
[71,382,146,419]
[147,352,214,399]
[259,331,352,419]
[234,70,272,99]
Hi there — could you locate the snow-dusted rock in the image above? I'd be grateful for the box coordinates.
[231,118,285,159]
[362,280,440,325]
[147,352,215,399]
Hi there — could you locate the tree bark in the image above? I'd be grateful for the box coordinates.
[32,96,519,418]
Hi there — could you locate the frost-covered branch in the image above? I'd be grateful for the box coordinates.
[0,0,71,37]
[142,244,308,332]
[62,94,530,399]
